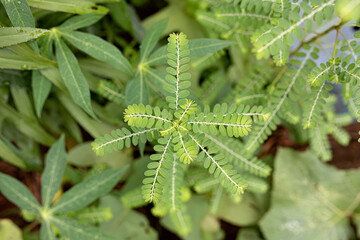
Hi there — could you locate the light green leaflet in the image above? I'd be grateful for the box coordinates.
[27,0,108,14]
[0,27,49,48]
[54,36,95,118]
[60,30,133,76]
[260,148,360,240]
[32,70,52,118]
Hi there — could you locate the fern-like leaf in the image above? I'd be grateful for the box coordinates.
[189,133,247,195]
[92,127,157,155]
[97,80,123,104]
[165,32,191,110]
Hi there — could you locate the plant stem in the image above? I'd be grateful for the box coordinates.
[290,20,345,57]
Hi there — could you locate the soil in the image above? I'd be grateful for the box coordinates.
[0,123,359,239]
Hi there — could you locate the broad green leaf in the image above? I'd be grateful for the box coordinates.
[147,39,234,65]
[40,68,66,91]
[61,30,133,76]
[40,220,56,240]
[0,27,49,48]
[51,216,113,240]
[32,70,52,118]
[140,18,168,62]
[58,14,105,32]
[1,0,34,27]
[0,219,22,240]
[0,173,40,214]
[41,135,67,208]
[27,0,109,14]
[99,195,158,240]
[0,100,55,146]
[125,73,149,105]
[51,167,128,213]
[0,134,41,170]
[54,36,95,118]
[260,148,360,240]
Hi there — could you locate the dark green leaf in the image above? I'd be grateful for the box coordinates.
[0,27,49,48]
[41,135,67,208]
[140,18,168,61]
[61,30,133,76]
[58,14,105,32]
[1,0,35,27]
[54,36,95,117]
[0,173,40,214]
[32,70,51,118]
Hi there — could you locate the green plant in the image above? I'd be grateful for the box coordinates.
[0,136,127,239]
[0,0,360,239]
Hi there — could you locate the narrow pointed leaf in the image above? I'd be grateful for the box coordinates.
[58,14,105,32]
[32,70,52,118]
[54,37,95,118]
[140,18,168,61]
[51,167,128,213]
[61,30,133,76]
[40,220,56,240]
[0,27,49,48]
[41,135,67,208]
[0,173,40,214]
[1,0,35,28]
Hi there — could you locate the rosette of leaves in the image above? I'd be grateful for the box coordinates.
[0,136,127,240]
[92,32,271,234]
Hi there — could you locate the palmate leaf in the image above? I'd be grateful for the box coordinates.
[1,0,35,28]
[125,73,150,105]
[40,220,56,240]
[260,148,360,240]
